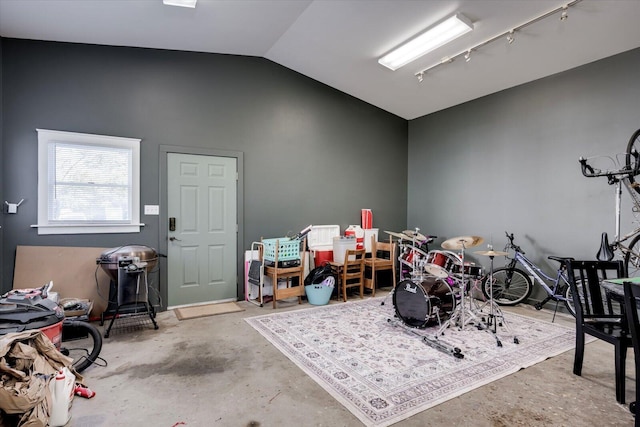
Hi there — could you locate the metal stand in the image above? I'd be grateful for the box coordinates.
[380,285,394,306]
[247,242,265,307]
[437,241,482,335]
[476,253,519,346]
[101,262,158,338]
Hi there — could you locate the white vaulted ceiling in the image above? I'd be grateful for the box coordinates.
[0,0,639,120]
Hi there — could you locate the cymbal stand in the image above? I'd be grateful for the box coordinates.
[398,239,411,282]
[479,253,519,346]
[381,237,404,306]
[407,227,420,282]
[437,240,481,335]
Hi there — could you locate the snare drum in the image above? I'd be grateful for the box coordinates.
[393,277,457,328]
[424,250,461,278]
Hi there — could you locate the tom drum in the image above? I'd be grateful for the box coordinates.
[452,263,484,278]
[424,250,461,278]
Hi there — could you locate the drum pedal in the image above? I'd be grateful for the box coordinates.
[423,336,464,359]
[387,317,464,359]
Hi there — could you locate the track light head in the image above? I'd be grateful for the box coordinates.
[560,5,569,20]
[464,50,471,62]
[506,31,515,44]
[417,72,424,83]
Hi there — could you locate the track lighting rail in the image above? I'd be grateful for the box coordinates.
[415,0,583,81]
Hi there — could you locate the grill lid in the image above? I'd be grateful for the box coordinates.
[97,245,158,281]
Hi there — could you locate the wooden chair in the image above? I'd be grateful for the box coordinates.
[622,280,640,423]
[340,248,366,302]
[364,235,396,296]
[261,238,307,309]
[565,259,630,403]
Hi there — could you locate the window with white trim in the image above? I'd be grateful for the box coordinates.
[36,129,142,235]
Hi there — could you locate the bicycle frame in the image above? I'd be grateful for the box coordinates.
[611,177,640,243]
[579,153,640,267]
[509,251,570,302]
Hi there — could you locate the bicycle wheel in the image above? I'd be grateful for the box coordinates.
[60,320,103,373]
[564,278,621,317]
[624,233,640,278]
[625,128,640,193]
[482,267,532,305]
[563,282,578,317]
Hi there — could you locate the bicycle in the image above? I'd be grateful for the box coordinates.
[480,232,578,317]
[579,128,640,277]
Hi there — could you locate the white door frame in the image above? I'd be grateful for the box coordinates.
[159,145,244,311]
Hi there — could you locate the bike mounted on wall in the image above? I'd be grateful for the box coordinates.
[579,128,640,277]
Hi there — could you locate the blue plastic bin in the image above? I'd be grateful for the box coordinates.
[305,284,333,306]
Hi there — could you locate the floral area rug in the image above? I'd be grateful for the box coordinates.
[245,297,576,427]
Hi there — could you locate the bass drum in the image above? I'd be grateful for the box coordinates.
[393,277,457,329]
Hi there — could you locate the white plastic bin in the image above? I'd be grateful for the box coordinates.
[333,236,357,264]
[364,228,379,252]
[309,225,340,267]
[308,225,340,248]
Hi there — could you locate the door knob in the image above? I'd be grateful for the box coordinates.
[169,236,182,242]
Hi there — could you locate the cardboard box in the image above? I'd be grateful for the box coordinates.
[60,298,93,318]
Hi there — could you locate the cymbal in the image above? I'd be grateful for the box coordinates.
[402,229,427,241]
[384,230,411,240]
[424,264,450,278]
[441,235,484,250]
[474,250,509,257]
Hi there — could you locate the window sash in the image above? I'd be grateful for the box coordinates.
[47,142,133,224]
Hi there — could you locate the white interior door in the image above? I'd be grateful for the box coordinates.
[167,153,237,307]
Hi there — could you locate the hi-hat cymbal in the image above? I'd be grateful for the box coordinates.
[474,250,509,257]
[384,230,411,240]
[403,229,427,241]
[441,235,484,250]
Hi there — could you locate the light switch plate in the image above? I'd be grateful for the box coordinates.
[144,205,160,215]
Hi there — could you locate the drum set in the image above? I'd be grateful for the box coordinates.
[384,229,518,358]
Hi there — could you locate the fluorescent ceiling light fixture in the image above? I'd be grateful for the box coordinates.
[379,13,473,71]
[163,0,197,8]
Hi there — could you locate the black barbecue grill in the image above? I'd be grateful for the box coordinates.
[96,245,159,337]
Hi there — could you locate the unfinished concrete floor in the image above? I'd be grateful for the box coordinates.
[69,290,635,426]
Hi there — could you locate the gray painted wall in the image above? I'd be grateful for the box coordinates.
[0,39,408,298]
[408,47,640,304]
[4,37,638,308]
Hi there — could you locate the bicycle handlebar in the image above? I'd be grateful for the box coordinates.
[504,231,524,254]
[578,150,640,181]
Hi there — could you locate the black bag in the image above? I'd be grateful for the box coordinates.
[304,262,335,287]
